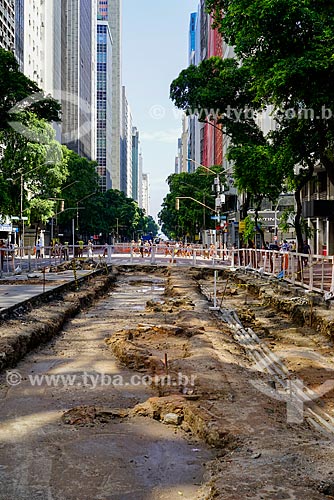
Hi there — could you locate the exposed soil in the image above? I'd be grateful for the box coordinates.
[105,267,334,499]
[1,266,334,499]
[0,268,213,500]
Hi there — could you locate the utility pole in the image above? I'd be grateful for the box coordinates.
[20,173,24,248]
[214,174,222,250]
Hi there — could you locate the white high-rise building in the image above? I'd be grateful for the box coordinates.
[121,86,132,197]
[0,0,14,52]
[99,0,121,190]
[132,127,139,202]
[23,0,44,88]
[142,172,149,216]
[138,151,143,208]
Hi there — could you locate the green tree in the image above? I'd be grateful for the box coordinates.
[227,143,284,246]
[170,5,334,251]
[158,168,222,241]
[0,113,68,227]
[73,188,146,243]
[146,216,159,238]
[0,48,61,130]
[205,0,334,248]
[57,147,99,226]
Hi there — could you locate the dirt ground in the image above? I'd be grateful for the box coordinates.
[1,266,334,499]
[105,267,334,499]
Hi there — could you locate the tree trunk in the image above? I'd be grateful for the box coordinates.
[320,153,334,187]
[255,201,265,249]
[294,188,304,253]
[240,192,250,220]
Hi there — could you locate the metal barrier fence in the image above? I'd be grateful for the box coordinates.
[1,243,333,296]
[230,248,334,295]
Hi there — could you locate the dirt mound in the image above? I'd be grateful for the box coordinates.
[105,324,195,374]
[131,396,236,450]
[62,405,128,426]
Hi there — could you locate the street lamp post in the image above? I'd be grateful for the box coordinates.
[20,173,23,246]
[75,191,96,234]
[7,161,56,248]
[186,158,225,248]
[49,180,79,241]
[274,198,284,241]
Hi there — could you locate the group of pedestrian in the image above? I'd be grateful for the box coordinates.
[263,239,310,255]
[262,239,312,272]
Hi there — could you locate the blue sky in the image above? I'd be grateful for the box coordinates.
[122,0,199,221]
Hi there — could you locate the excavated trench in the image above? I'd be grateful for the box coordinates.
[0,267,214,500]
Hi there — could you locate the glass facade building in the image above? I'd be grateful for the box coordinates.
[96,21,112,191]
[97,0,121,190]
[14,0,24,70]
[132,127,139,202]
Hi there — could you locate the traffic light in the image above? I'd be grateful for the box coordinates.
[175,198,180,211]
[60,200,65,212]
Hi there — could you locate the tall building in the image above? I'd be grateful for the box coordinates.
[142,172,149,216]
[98,0,121,190]
[186,2,224,170]
[138,151,143,208]
[0,0,14,52]
[132,127,139,202]
[175,114,190,174]
[204,15,223,168]
[60,0,96,160]
[189,12,197,63]
[23,0,44,88]
[120,86,132,197]
[15,1,97,156]
[14,0,23,69]
[96,16,113,191]
[175,138,182,174]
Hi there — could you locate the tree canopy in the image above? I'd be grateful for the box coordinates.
[0,48,61,130]
[158,167,223,241]
[206,0,334,185]
[170,0,334,250]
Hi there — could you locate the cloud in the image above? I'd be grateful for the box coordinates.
[140,129,181,144]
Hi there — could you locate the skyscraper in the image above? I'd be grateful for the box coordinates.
[96,15,113,191]
[60,0,96,160]
[132,127,139,202]
[98,0,121,190]
[0,0,14,52]
[14,0,23,70]
[142,172,149,216]
[120,86,132,197]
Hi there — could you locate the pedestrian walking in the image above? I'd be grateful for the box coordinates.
[302,240,311,266]
[63,241,69,260]
[87,240,93,258]
[0,240,4,271]
[35,239,41,259]
[78,239,84,258]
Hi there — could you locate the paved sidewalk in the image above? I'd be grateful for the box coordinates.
[0,270,94,313]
